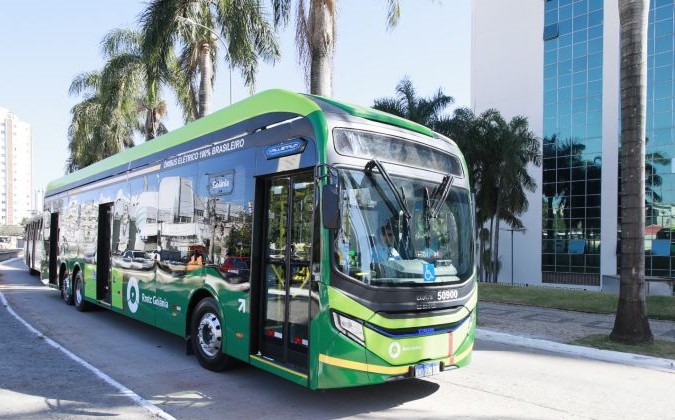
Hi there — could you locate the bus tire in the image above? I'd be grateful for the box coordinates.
[191,298,234,371]
[74,271,91,312]
[61,271,74,305]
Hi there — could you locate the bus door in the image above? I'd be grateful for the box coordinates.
[96,203,113,303]
[48,212,59,286]
[260,171,314,369]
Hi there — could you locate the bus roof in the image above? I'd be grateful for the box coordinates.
[47,89,434,194]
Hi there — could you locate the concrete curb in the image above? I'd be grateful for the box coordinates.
[477,328,675,373]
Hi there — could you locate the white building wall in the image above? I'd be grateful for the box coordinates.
[471,0,544,284]
[600,0,620,280]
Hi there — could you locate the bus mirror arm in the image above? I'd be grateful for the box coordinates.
[322,184,341,230]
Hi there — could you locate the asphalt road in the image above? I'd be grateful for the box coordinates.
[1,258,673,419]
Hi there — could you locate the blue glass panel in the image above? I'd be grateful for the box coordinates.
[573,29,586,43]
[559,86,572,102]
[655,35,673,52]
[655,51,674,67]
[587,110,601,126]
[654,111,674,129]
[572,97,586,114]
[654,5,673,22]
[559,73,572,87]
[573,1,587,16]
[588,95,602,111]
[587,121,601,138]
[655,65,672,83]
[588,66,602,81]
[573,15,587,31]
[545,49,558,64]
[544,77,557,92]
[573,42,587,57]
[572,70,586,85]
[545,0,559,12]
[560,4,573,20]
[588,10,603,26]
[545,63,557,79]
[655,98,673,113]
[589,0,602,12]
[559,99,571,112]
[588,52,602,69]
[655,19,673,37]
[559,18,573,35]
[655,81,673,100]
[573,56,587,72]
[588,24,603,40]
[544,104,558,119]
[655,0,672,8]
[572,83,586,99]
[546,9,558,26]
[587,80,602,96]
[559,59,572,75]
[560,33,573,47]
[559,45,573,61]
[587,37,602,54]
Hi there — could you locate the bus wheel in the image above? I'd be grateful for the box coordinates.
[74,271,91,312]
[191,298,234,371]
[61,272,74,305]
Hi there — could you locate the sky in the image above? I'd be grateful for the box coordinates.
[0,0,471,191]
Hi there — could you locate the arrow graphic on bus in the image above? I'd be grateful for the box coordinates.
[238,298,246,313]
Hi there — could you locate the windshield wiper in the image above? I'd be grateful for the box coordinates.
[364,160,411,220]
[429,175,454,218]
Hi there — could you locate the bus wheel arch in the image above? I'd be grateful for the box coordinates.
[188,293,234,371]
[59,263,74,305]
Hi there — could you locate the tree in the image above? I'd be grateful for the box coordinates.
[140,0,280,121]
[272,0,401,96]
[373,77,453,129]
[67,29,170,172]
[611,0,653,344]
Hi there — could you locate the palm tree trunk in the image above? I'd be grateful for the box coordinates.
[308,0,334,96]
[198,42,212,118]
[489,216,495,282]
[611,0,653,344]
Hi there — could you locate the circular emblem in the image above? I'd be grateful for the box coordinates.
[389,341,401,359]
[127,277,140,313]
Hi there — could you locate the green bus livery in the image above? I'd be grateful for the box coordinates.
[30,89,476,389]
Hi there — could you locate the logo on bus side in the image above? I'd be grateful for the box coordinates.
[127,277,140,313]
[265,138,307,160]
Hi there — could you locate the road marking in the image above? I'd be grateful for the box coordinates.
[0,286,176,419]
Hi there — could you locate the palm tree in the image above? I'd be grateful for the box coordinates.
[140,0,280,121]
[99,28,169,140]
[467,110,540,282]
[373,77,453,129]
[611,0,653,344]
[272,0,401,96]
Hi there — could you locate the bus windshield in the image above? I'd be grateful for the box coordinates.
[335,168,473,287]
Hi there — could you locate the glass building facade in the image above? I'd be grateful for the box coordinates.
[542,0,675,283]
[645,0,675,277]
[542,0,604,285]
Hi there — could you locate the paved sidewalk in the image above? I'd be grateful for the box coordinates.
[478,300,675,344]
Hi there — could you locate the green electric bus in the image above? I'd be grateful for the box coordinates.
[37,89,476,389]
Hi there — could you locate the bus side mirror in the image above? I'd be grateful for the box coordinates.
[322,184,340,230]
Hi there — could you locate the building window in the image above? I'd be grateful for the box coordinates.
[544,23,560,40]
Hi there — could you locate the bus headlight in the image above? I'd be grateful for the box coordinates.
[331,311,365,346]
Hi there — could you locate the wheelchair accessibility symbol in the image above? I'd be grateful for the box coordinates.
[422,263,436,282]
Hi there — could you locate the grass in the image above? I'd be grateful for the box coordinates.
[572,334,675,360]
[478,283,675,321]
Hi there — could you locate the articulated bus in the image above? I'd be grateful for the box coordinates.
[34,89,476,389]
